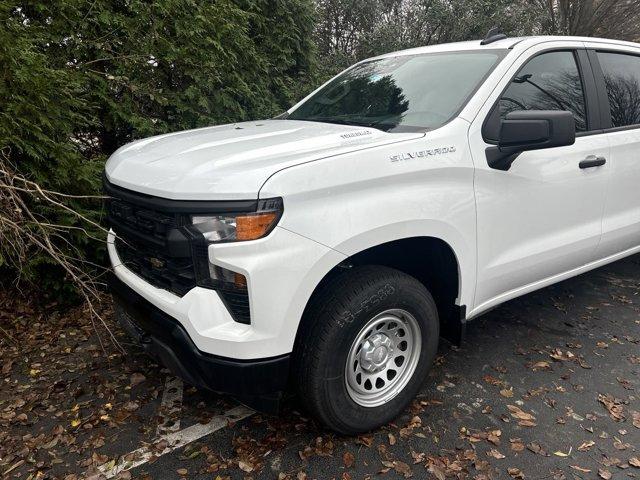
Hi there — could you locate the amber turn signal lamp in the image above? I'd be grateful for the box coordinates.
[236,212,279,241]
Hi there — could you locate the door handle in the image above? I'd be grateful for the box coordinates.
[579,156,606,169]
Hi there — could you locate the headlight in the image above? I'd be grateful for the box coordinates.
[191,215,237,242]
[190,199,282,243]
[188,198,283,325]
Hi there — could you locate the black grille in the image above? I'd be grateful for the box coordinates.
[218,288,251,324]
[105,179,252,323]
[109,199,178,242]
[115,237,196,296]
[107,197,197,297]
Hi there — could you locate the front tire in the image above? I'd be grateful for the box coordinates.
[294,266,439,434]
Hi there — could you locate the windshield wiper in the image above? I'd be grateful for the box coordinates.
[303,117,368,127]
[296,116,386,130]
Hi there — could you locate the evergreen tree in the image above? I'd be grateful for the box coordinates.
[0,0,315,298]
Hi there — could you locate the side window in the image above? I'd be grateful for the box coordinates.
[596,51,640,128]
[498,51,587,132]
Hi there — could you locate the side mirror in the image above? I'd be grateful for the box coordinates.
[486,110,576,170]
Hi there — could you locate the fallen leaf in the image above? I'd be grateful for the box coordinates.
[570,465,591,473]
[598,469,612,479]
[518,419,537,427]
[531,361,551,371]
[382,460,413,478]
[507,467,525,478]
[598,393,625,421]
[527,442,547,456]
[123,401,139,412]
[507,405,536,422]
[510,438,525,452]
[393,461,413,478]
[238,460,254,472]
[500,388,514,398]
[487,449,505,459]
[427,462,446,480]
[553,447,572,457]
[343,451,354,469]
[629,457,640,467]
[408,449,424,465]
[613,438,630,450]
[357,435,374,448]
[483,375,504,386]
[578,440,595,451]
[487,430,501,445]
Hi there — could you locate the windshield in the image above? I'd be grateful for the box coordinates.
[287,50,505,132]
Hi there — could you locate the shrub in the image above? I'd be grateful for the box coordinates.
[0,0,315,300]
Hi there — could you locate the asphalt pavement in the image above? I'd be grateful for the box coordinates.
[1,254,639,480]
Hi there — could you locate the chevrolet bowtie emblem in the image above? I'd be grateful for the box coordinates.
[149,257,164,269]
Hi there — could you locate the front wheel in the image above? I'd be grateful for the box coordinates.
[294,266,439,434]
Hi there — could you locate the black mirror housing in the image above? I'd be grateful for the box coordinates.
[499,110,575,150]
[487,110,576,170]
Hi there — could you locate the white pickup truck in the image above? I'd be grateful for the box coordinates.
[105,32,640,434]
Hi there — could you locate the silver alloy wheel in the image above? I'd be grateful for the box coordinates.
[345,309,422,407]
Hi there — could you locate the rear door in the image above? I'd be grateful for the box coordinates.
[468,42,610,315]
[584,44,640,258]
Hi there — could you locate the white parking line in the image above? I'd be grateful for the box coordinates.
[98,405,254,478]
[156,376,184,435]
[96,376,254,478]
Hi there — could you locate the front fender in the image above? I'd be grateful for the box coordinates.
[261,118,478,333]
[331,220,473,307]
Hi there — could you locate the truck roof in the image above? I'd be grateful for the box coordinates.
[372,35,640,60]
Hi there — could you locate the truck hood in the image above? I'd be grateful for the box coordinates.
[105,119,424,200]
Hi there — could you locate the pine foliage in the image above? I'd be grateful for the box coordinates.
[0,0,315,298]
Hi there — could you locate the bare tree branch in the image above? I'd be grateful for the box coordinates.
[0,154,123,354]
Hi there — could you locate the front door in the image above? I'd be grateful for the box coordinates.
[468,46,609,315]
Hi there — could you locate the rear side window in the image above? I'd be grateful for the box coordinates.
[498,51,587,132]
[596,51,640,128]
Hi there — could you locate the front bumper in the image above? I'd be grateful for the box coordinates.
[109,273,290,398]
[108,226,346,360]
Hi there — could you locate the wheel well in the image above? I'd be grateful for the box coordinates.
[300,237,465,346]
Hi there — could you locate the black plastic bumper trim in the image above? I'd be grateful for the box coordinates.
[108,273,290,396]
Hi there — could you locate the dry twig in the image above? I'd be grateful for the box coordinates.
[0,152,123,353]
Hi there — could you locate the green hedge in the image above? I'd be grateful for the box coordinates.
[0,0,316,299]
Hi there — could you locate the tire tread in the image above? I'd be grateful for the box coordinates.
[294,265,438,434]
